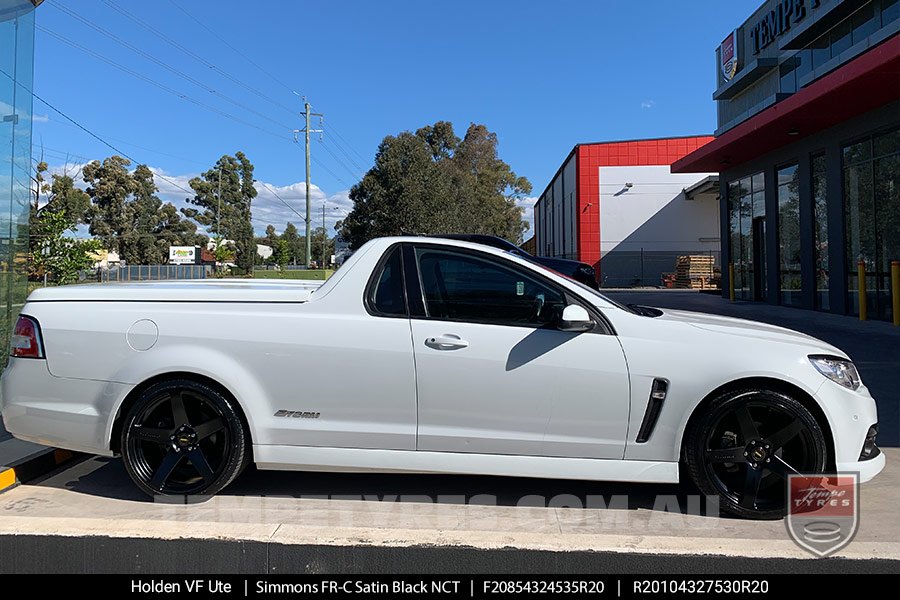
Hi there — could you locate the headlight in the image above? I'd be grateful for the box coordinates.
[809,355,861,390]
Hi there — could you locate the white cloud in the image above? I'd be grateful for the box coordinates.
[641,99,655,109]
[32,114,49,123]
[515,196,537,234]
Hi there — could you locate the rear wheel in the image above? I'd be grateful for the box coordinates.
[684,389,827,520]
[121,379,248,497]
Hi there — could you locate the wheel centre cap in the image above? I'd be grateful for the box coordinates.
[172,425,197,450]
[750,446,766,462]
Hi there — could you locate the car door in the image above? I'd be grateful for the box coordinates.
[251,244,417,450]
[407,244,630,459]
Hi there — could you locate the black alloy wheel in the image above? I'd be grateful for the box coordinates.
[684,389,827,520]
[121,379,248,497]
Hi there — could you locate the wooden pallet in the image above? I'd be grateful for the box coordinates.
[675,255,716,289]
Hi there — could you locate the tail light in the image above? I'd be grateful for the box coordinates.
[10,315,44,359]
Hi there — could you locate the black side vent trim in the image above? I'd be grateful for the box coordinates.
[635,378,669,443]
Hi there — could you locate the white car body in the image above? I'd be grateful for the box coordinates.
[0,237,884,488]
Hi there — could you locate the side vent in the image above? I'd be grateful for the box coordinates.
[635,378,668,443]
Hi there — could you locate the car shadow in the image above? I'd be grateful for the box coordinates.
[39,456,726,518]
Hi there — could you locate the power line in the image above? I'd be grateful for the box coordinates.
[310,154,350,188]
[318,138,364,180]
[166,0,299,103]
[257,181,306,222]
[37,117,213,168]
[325,122,369,165]
[36,25,291,142]
[321,135,365,174]
[45,1,294,133]
[103,0,298,118]
[0,77,197,197]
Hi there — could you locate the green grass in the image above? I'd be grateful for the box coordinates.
[253,269,334,280]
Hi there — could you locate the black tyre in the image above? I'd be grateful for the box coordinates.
[121,379,249,497]
[683,388,827,520]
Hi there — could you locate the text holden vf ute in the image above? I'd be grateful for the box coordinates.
[0,237,883,519]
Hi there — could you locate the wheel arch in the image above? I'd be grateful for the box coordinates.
[679,376,835,470]
[110,371,252,455]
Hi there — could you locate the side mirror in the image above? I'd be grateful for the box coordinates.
[558,304,594,332]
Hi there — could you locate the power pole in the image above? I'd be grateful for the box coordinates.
[216,165,222,238]
[295,100,323,268]
[322,202,327,268]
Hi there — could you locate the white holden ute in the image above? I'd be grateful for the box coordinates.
[0,236,884,519]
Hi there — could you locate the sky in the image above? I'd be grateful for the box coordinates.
[31,0,760,238]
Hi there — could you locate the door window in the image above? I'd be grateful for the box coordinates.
[414,247,566,327]
[367,246,407,316]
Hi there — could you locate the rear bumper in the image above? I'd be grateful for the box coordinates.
[0,358,129,456]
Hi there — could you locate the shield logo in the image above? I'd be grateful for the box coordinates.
[786,473,859,557]
[720,30,739,81]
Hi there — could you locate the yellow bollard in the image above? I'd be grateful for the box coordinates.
[858,260,867,321]
[892,261,899,326]
[728,262,735,302]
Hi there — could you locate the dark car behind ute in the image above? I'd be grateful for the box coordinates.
[435,234,598,289]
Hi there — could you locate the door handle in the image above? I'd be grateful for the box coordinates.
[424,334,469,350]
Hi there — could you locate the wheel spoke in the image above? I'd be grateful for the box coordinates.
[150,450,183,490]
[188,448,215,481]
[739,466,763,509]
[706,447,747,463]
[194,417,226,441]
[170,392,190,427]
[131,427,172,445]
[766,420,804,451]
[767,454,801,479]
[734,406,760,443]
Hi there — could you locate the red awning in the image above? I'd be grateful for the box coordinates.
[673,35,900,173]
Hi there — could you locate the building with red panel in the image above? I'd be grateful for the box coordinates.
[534,136,716,287]
[674,0,898,320]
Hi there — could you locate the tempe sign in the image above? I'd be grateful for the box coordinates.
[750,0,822,54]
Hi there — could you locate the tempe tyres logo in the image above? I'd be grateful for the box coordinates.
[786,473,859,557]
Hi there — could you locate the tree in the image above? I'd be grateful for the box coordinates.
[311,226,334,267]
[30,209,102,285]
[282,221,304,265]
[273,238,290,270]
[120,165,206,264]
[261,224,279,265]
[29,164,92,279]
[83,155,135,252]
[338,121,531,249]
[183,152,257,271]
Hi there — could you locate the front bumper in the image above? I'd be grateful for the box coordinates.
[0,358,130,456]
[814,379,885,483]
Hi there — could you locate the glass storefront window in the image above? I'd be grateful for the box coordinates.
[812,155,829,311]
[1,2,36,368]
[844,128,900,321]
[851,2,877,44]
[728,172,765,302]
[778,165,802,306]
[884,0,900,25]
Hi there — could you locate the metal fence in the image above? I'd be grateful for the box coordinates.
[99,264,212,282]
[598,249,721,289]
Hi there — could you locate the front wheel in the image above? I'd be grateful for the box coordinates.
[121,379,249,497]
[683,389,827,520]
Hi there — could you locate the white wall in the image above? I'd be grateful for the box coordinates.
[599,165,719,255]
